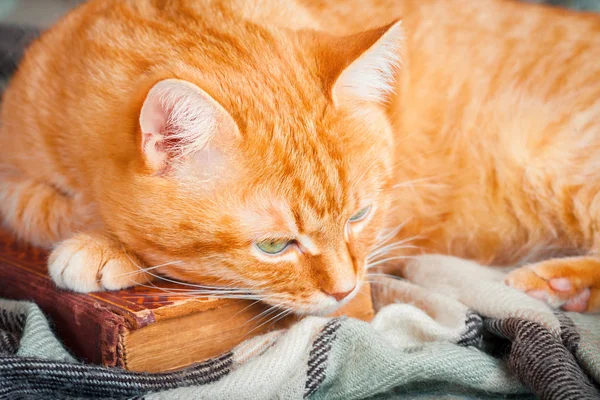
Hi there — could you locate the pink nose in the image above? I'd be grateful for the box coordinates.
[324,286,356,302]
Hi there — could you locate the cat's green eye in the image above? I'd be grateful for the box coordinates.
[349,206,371,222]
[255,239,291,255]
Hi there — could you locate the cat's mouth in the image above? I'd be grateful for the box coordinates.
[264,283,362,317]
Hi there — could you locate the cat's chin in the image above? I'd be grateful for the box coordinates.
[297,304,344,317]
[288,288,360,316]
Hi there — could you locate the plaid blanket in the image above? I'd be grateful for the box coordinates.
[2,255,600,400]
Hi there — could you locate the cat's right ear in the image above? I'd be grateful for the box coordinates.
[314,21,405,107]
[139,79,239,174]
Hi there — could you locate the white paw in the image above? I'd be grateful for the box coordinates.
[48,234,149,293]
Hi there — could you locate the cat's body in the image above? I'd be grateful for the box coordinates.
[395,1,600,263]
[1,0,599,313]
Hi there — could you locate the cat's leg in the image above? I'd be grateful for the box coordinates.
[505,257,600,313]
[48,232,152,293]
[0,167,90,248]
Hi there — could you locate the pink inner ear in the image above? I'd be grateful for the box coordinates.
[139,79,240,175]
[139,86,175,172]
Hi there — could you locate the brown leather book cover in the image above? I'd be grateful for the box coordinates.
[0,228,373,371]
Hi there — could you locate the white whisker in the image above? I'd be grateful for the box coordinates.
[244,299,290,326]
[374,219,411,247]
[392,149,437,169]
[113,260,184,278]
[230,300,263,320]
[126,280,263,300]
[393,176,448,189]
[367,244,421,262]
[367,233,422,265]
[246,305,293,336]
[367,272,404,280]
[366,255,415,269]
[123,251,250,292]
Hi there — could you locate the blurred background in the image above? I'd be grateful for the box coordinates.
[0,0,599,28]
[1,0,77,28]
[0,0,598,85]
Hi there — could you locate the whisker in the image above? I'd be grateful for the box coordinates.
[244,299,291,326]
[367,272,404,280]
[268,308,294,327]
[123,251,250,292]
[121,269,264,301]
[128,282,263,300]
[374,234,421,251]
[367,244,421,262]
[367,234,422,263]
[366,255,416,269]
[393,176,448,189]
[392,149,437,169]
[245,305,280,325]
[113,260,183,278]
[374,219,411,247]
[246,305,293,336]
[395,131,416,147]
[230,299,263,320]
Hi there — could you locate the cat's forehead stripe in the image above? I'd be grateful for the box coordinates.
[272,134,348,219]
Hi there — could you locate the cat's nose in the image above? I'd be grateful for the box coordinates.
[324,285,356,302]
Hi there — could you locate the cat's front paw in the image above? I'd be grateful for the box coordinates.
[505,258,599,313]
[48,233,150,293]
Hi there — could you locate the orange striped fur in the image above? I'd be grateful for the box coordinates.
[1,0,599,313]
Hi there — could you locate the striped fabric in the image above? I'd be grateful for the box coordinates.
[0,353,233,399]
[3,256,600,400]
[485,318,599,399]
[0,302,343,399]
[305,318,343,398]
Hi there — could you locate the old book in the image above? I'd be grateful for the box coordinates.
[0,228,374,372]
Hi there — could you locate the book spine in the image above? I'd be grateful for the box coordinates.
[0,258,127,367]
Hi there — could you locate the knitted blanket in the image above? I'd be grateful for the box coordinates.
[2,255,600,400]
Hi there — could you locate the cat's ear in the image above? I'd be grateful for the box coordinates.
[327,21,404,106]
[139,79,238,174]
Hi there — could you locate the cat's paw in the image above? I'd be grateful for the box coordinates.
[504,258,598,312]
[48,233,150,293]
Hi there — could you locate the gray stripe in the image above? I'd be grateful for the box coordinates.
[457,310,483,348]
[0,330,19,355]
[0,351,233,399]
[556,312,581,355]
[0,309,25,335]
[485,318,600,400]
[304,318,343,398]
[556,312,600,394]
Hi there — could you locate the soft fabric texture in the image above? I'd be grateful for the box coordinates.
[2,255,600,400]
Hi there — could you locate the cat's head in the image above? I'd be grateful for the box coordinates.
[113,21,404,315]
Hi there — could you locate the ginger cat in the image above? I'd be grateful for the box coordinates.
[0,0,599,314]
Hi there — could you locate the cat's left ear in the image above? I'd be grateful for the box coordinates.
[138,79,239,174]
[323,21,405,106]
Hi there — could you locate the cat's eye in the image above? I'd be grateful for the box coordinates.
[255,239,291,255]
[348,206,371,222]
